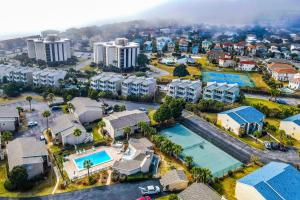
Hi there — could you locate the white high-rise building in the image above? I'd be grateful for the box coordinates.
[27,34,71,63]
[94,38,140,69]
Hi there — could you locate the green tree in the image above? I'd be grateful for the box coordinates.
[47,93,55,104]
[253,131,262,138]
[123,126,131,141]
[83,160,93,182]
[191,167,213,183]
[137,53,149,68]
[153,104,172,124]
[2,131,13,144]
[42,110,51,132]
[98,120,106,135]
[184,156,194,169]
[66,95,73,102]
[73,128,82,144]
[8,166,28,190]
[173,64,190,77]
[270,89,281,101]
[26,96,33,111]
[168,98,186,119]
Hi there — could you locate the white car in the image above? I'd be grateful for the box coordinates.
[139,185,161,195]
[28,121,38,127]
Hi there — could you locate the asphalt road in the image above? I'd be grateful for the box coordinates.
[2,179,166,200]
[102,98,160,111]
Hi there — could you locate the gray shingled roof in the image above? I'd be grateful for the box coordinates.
[178,183,221,200]
[7,137,48,171]
[0,107,19,118]
[113,160,141,171]
[50,115,86,137]
[70,97,103,117]
[129,138,153,151]
[160,170,188,187]
[104,110,150,130]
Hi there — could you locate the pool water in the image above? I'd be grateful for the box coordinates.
[160,124,242,177]
[74,151,112,170]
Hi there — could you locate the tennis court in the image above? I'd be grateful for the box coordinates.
[202,72,255,87]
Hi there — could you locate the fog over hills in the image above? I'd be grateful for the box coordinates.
[136,0,300,27]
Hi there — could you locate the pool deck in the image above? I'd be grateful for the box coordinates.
[63,146,123,180]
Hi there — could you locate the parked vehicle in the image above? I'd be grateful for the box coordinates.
[264,141,272,150]
[139,185,161,195]
[136,196,151,200]
[276,99,287,105]
[139,107,147,112]
[51,106,62,111]
[28,121,38,127]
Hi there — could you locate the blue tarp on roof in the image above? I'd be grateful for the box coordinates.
[238,162,300,200]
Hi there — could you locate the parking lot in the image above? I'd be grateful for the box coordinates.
[1,99,63,140]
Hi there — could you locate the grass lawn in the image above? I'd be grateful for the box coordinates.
[214,163,261,200]
[92,126,110,143]
[156,195,175,200]
[249,73,270,90]
[155,147,190,178]
[202,112,218,122]
[244,97,296,110]
[151,59,201,81]
[225,131,265,150]
[0,93,44,105]
[0,161,56,198]
[81,65,97,72]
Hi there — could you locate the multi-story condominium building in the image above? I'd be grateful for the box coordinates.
[93,38,140,69]
[27,34,71,63]
[90,73,124,95]
[203,82,240,103]
[167,79,202,103]
[121,76,157,97]
[6,67,34,85]
[289,73,300,90]
[33,69,67,87]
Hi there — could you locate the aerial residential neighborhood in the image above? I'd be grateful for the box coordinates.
[1,1,300,200]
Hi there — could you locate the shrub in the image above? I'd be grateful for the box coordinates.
[4,180,16,191]
[227,170,233,177]
[119,174,127,183]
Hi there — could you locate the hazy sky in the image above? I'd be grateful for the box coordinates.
[0,0,168,37]
[1,0,300,39]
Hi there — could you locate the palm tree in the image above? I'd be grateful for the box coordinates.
[270,89,281,101]
[2,131,12,144]
[26,96,33,111]
[98,120,106,135]
[73,128,82,144]
[84,159,93,180]
[172,144,183,158]
[16,106,23,115]
[137,121,148,136]
[67,102,74,111]
[47,93,55,104]
[42,110,51,132]
[123,126,131,141]
[184,156,194,169]
[191,167,213,184]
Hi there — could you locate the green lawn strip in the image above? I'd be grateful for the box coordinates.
[213,163,261,200]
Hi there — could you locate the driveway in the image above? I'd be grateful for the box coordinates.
[2,179,166,200]
[147,64,169,78]
[182,111,300,166]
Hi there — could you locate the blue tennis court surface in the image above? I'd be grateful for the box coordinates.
[160,124,242,177]
[202,72,254,87]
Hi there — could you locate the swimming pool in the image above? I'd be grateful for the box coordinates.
[74,151,112,170]
[202,72,254,87]
[160,124,242,177]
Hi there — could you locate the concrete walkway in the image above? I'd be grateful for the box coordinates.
[52,166,60,194]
